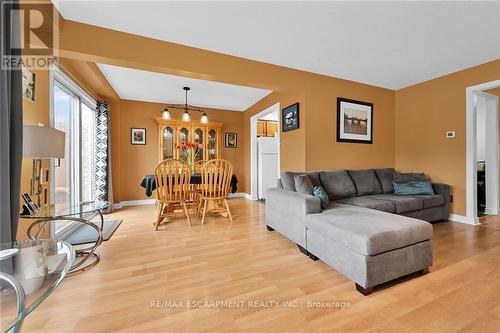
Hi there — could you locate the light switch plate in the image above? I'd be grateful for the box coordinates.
[446,131,456,138]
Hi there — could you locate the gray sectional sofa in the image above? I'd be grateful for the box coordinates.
[266,168,450,295]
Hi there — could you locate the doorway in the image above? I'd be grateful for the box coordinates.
[475,92,499,216]
[466,80,500,224]
[250,103,280,200]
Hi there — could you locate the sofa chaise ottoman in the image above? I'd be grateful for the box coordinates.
[305,203,432,295]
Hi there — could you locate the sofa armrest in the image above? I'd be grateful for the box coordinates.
[266,188,321,247]
[433,183,450,220]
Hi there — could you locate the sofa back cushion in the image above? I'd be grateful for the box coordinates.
[319,170,357,200]
[348,169,383,196]
[394,172,426,183]
[374,168,396,193]
[281,171,320,192]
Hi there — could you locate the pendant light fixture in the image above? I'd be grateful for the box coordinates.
[200,112,208,124]
[160,86,208,123]
[162,107,171,120]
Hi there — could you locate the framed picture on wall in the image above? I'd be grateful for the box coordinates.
[282,103,299,132]
[131,128,147,145]
[225,132,237,148]
[22,67,36,101]
[337,98,373,144]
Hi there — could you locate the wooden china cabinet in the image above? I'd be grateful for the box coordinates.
[155,117,223,163]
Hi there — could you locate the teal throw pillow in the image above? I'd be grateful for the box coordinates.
[313,186,330,209]
[393,180,435,195]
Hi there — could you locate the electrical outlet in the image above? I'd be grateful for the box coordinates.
[449,194,453,203]
[446,131,456,138]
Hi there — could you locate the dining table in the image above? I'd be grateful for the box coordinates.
[140,173,238,197]
[140,173,238,219]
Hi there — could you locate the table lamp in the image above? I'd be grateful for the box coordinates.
[23,125,65,206]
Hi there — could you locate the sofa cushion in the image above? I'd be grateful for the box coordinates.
[393,172,426,183]
[281,171,320,192]
[407,194,445,209]
[374,168,395,193]
[335,196,395,213]
[294,174,314,195]
[281,172,296,191]
[367,194,423,213]
[348,169,383,196]
[306,204,433,256]
[319,170,357,200]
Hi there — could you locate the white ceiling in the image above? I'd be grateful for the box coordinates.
[96,64,272,111]
[54,1,500,90]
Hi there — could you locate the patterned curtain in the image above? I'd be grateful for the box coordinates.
[95,101,113,212]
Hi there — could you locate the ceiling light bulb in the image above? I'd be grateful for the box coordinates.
[182,111,191,122]
[200,112,208,124]
[162,109,171,120]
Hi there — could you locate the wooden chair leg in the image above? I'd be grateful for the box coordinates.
[155,202,164,231]
[201,200,208,225]
[197,198,203,218]
[224,199,233,221]
[183,202,192,226]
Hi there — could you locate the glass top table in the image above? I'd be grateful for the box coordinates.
[20,201,110,219]
[20,201,109,275]
[0,239,74,333]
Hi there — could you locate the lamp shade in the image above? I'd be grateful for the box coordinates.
[23,125,65,158]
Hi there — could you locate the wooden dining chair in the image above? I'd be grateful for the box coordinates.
[198,159,234,224]
[154,159,192,230]
[193,160,206,173]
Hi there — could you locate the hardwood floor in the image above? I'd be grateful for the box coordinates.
[22,200,500,332]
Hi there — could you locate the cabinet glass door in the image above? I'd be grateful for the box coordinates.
[193,128,204,162]
[162,127,174,160]
[179,127,190,162]
[208,129,217,160]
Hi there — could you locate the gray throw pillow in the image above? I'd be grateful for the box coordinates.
[281,172,297,191]
[294,174,314,195]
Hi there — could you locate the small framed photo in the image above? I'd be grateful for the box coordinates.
[337,98,373,144]
[282,103,299,132]
[225,132,237,148]
[22,67,36,101]
[131,128,147,145]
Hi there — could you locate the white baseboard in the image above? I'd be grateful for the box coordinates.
[113,193,251,209]
[449,214,480,225]
[229,192,252,200]
[484,208,500,215]
[112,199,155,209]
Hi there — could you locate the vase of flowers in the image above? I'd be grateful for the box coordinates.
[176,142,204,173]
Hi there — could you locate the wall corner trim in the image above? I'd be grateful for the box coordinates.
[449,214,480,225]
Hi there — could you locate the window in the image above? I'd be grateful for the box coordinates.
[51,67,97,236]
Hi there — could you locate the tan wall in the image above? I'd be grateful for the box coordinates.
[117,100,245,200]
[304,76,395,171]
[395,60,500,216]
[18,70,51,239]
